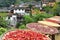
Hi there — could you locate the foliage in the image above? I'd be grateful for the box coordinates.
[29,4,33,16]
[15,0,41,4]
[19,24,26,29]
[0,27,7,35]
[34,0,41,2]
[23,15,34,24]
[15,0,21,4]
[43,6,53,13]
[43,2,60,16]
[33,8,40,14]
[29,4,33,9]
[0,17,8,27]
[51,2,60,16]
[57,2,60,5]
[0,0,16,7]
[32,13,54,22]
[23,13,54,25]
[21,0,33,3]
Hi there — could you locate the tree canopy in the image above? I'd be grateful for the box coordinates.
[0,0,41,7]
[0,0,16,7]
[51,2,60,16]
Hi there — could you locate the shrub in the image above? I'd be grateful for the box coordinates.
[19,24,26,29]
[23,13,54,24]
[32,13,54,22]
[23,15,34,24]
[0,17,8,27]
[0,27,7,35]
[51,4,60,16]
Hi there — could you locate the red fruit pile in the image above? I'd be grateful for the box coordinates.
[2,30,50,40]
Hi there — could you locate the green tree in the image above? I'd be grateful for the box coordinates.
[0,0,16,7]
[0,27,7,35]
[32,13,54,22]
[15,0,21,4]
[28,4,33,16]
[23,15,34,24]
[43,6,53,13]
[34,0,41,2]
[51,2,60,16]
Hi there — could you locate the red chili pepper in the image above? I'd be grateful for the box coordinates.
[3,30,49,40]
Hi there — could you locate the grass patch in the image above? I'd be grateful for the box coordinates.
[0,13,7,17]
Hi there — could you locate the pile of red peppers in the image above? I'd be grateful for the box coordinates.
[2,30,50,40]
